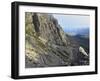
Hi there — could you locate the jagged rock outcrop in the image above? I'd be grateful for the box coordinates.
[25,12,89,68]
[79,46,88,56]
[31,13,69,46]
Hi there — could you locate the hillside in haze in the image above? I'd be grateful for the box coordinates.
[25,12,89,68]
[65,27,89,36]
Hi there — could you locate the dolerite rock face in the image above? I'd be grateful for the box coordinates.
[32,13,69,46]
[25,12,89,68]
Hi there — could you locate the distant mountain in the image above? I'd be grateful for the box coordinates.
[76,28,89,36]
[65,27,89,37]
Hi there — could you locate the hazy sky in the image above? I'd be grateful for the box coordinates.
[53,14,90,32]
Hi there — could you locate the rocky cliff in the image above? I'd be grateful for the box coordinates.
[25,12,89,68]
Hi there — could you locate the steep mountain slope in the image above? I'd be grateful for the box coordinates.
[25,12,89,68]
